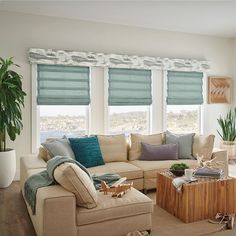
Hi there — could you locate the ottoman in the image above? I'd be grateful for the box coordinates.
[77,188,153,236]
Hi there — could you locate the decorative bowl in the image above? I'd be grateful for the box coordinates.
[170,169,185,177]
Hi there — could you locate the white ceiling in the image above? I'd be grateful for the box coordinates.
[1,1,236,38]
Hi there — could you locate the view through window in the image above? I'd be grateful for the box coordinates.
[109,106,149,135]
[40,106,87,143]
[166,105,200,134]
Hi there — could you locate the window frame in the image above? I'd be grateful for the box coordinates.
[107,105,151,135]
[165,104,202,134]
[31,64,90,153]
[163,70,205,134]
[105,68,153,135]
[31,64,206,153]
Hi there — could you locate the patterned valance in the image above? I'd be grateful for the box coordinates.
[29,48,210,72]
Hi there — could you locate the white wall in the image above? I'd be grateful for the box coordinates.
[0,11,233,179]
[233,39,236,107]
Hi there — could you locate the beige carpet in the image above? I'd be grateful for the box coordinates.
[148,191,236,236]
[148,163,236,236]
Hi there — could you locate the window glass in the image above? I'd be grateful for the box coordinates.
[166,105,200,133]
[109,106,149,135]
[40,105,87,143]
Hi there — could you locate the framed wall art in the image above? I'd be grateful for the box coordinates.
[208,76,231,104]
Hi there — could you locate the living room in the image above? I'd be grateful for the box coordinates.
[1,1,236,236]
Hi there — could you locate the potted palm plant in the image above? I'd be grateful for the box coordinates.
[217,108,236,160]
[0,57,26,188]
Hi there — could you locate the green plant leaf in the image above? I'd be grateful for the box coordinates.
[217,109,236,141]
[0,57,26,151]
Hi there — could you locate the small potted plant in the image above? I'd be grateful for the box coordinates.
[0,57,26,188]
[217,109,236,160]
[170,163,190,177]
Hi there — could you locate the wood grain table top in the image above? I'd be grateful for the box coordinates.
[160,170,233,185]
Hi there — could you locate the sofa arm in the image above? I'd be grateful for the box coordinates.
[211,148,228,177]
[35,185,77,236]
[20,155,46,190]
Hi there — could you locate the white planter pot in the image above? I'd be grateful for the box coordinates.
[220,141,236,160]
[0,149,16,188]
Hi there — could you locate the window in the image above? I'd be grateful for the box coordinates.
[37,64,90,143]
[109,106,149,135]
[166,71,203,133]
[108,68,152,134]
[39,106,87,143]
[166,105,200,133]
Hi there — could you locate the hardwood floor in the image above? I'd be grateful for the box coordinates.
[0,181,36,236]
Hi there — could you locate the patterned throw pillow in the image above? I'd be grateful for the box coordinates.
[69,136,105,168]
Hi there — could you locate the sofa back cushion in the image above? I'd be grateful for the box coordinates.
[54,162,97,209]
[97,134,127,162]
[129,133,164,161]
[193,134,215,161]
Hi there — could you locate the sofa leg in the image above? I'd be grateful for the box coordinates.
[147,229,151,235]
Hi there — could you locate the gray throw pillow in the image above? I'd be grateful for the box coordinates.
[165,130,195,159]
[140,142,178,161]
[42,138,75,159]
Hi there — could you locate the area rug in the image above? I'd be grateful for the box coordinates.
[148,191,236,236]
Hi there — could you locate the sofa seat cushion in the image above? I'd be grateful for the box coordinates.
[88,162,143,180]
[130,160,198,178]
[76,188,152,226]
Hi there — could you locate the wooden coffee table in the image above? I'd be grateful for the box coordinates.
[156,171,236,223]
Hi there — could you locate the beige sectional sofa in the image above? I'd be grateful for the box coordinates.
[90,133,228,191]
[21,156,153,236]
[20,133,228,236]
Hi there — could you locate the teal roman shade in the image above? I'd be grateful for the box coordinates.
[37,64,90,105]
[167,71,203,105]
[108,68,152,106]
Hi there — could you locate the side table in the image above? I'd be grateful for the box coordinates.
[156,172,236,223]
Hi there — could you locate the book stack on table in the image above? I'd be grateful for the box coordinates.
[194,167,224,179]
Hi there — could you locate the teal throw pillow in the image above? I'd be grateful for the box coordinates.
[69,136,105,168]
[165,130,195,159]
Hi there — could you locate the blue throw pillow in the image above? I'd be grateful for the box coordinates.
[69,136,105,168]
[165,130,195,159]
